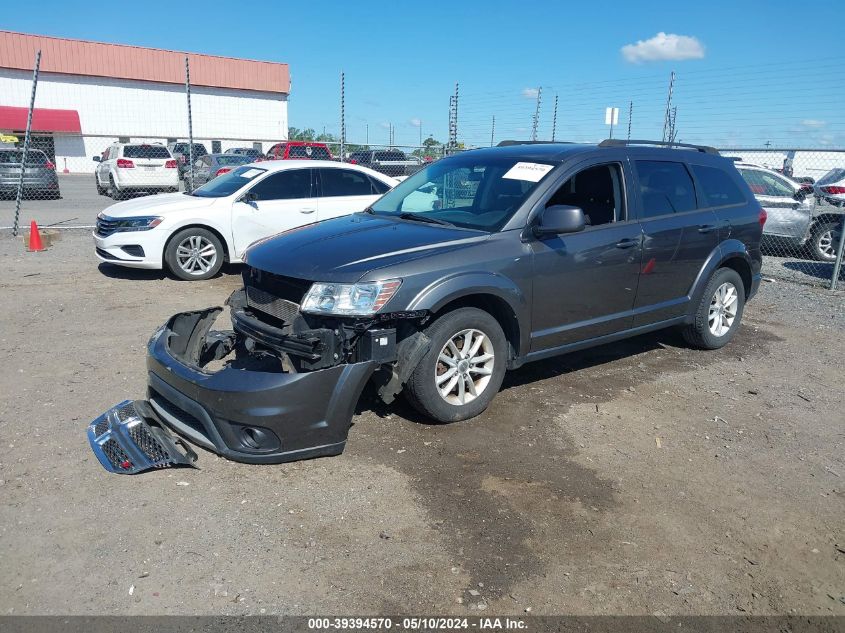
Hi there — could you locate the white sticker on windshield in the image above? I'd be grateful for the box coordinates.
[502,162,554,182]
[240,168,264,179]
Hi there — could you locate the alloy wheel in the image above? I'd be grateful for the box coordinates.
[435,328,495,405]
[708,282,738,337]
[175,235,218,276]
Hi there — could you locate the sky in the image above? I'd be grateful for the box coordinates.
[3,0,844,148]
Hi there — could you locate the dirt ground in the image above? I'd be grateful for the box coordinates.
[0,230,842,617]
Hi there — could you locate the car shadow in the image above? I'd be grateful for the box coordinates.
[782,260,840,281]
[96,262,243,281]
[359,328,686,425]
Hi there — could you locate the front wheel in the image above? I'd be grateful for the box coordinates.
[682,267,745,350]
[404,307,507,423]
[164,228,224,281]
[809,220,841,262]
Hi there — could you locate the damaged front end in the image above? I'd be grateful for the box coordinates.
[88,268,432,472]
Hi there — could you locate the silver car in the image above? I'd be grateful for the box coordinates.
[0,148,60,199]
[737,163,841,261]
[814,168,845,207]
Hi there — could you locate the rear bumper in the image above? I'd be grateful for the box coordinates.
[144,307,377,464]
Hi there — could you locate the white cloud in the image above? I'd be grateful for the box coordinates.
[408,117,422,127]
[522,88,539,99]
[800,119,826,128]
[379,121,391,130]
[621,32,705,64]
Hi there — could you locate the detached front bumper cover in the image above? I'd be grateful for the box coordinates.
[87,400,198,474]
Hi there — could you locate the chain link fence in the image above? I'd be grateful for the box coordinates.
[2,48,843,289]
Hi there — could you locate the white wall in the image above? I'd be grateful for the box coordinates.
[0,68,288,172]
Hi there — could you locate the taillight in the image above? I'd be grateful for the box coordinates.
[349,159,357,164]
[116,158,134,168]
[44,160,55,170]
[215,167,232,177]
[165,160,177,168]
[822,186,845,194]
[759,208,768,228]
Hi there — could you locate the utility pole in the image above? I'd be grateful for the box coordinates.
[627,101,633,141]
[339,71,345,161]
[365,123,369,147]
[551,94,558,142]
[490,115,495,147]
[661,70,675,143]
[185,56,194,194]
[419,120,422,147]
[531,86,542,141]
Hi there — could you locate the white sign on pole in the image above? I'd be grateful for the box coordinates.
[605,107,620,125]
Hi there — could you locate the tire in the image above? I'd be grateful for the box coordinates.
[682,267,745,350]
[404,307,508,423]
[108,175,123,200]
[95,175,105,195]
[164,227,225,281]
[809,220,841,262]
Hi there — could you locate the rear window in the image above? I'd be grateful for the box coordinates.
[636,160,697,218]
[124,145,171,159]
[215,155,253,166]
[287,145,331,160]
[0,149,49,165]
[691,165,746,207]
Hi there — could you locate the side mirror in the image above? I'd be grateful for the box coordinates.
[93,156,101,162]
[240,191,258,204]
[534,205,586,236]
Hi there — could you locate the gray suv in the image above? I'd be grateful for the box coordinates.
[88,140,765,471]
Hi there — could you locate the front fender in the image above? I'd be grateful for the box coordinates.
[687,239,757,322]
[406,272,529,357]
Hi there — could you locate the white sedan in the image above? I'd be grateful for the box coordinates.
[93,160,397,280]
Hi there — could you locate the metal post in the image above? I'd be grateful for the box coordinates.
[627,101,633,140]
[365,123,369,147]
[531,87,542,141]
[12,49,41,237]
[490,115,495,147]
[339,71,345,162]
[453,82,459,147]
[661,71,675,143]
[830,215,845,290]
[185,56,194,193]
[551,95,558,142]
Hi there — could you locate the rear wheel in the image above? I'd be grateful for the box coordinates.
[809,220,841,262]
[108,175,123,200]
[164,227,224,281]
[682,267,745,350]
[95,174,105,195]
[404,307,507,423]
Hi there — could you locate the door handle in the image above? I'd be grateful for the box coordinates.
[299,207,316,214]
[615,238,638,249]
[698,224,717,233]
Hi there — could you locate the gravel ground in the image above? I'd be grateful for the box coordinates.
[0,231,842,616]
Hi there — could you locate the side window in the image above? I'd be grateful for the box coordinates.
[369,175,391,194]
[102,148,110,160]
[691,165,747,207]
[739,169,794,198]
[636,160,697,217]
[248,169,311,201]
[546,163,624,226]
[319,168,376,197]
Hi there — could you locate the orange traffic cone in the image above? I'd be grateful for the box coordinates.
[27,220,45,252]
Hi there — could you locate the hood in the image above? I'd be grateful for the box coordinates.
[100,192,217,218]
[244,213,488,283]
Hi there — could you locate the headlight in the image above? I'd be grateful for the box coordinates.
[97,213,163,232]
[301,279,402,316]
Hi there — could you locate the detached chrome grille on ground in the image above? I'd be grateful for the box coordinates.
[245,285,301,323]
[87,400,197,474]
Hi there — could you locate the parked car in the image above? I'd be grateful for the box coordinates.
[184,153,254,187]
[265,141,333,161]
[347,149,422,177]
[814,168,845,207]
[225,147,264,160]
[0,148,60,199]
[167,142,209,179]
[736,162,841,261]
[93,160,397,280]
[94,143,179,199]
[89,139,767,470]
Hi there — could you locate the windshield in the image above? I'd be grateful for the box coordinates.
[191,165,267,198]
[369,154,556,231]
[816,168,845,186]
[215,155,253,166]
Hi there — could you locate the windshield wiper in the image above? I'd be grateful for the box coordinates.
[397,212,455,227]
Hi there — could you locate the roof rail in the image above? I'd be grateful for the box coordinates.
[598,139,720,155]
[496,140,574,147]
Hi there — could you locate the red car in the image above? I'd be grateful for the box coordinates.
[264,141,333,161]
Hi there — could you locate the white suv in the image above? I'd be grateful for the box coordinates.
[93,143,179,199]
